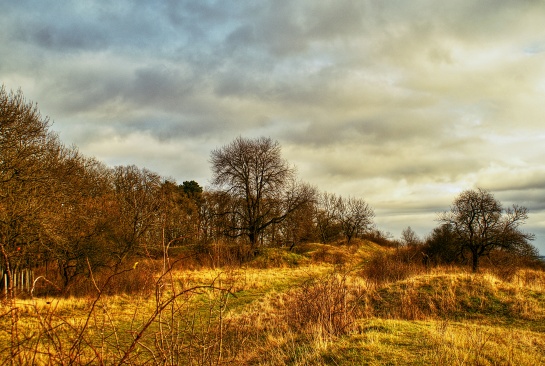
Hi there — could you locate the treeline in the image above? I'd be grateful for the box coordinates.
[0,87,378,292]
[1,87,541,295]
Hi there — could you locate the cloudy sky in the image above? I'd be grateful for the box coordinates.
[2,0,545,252]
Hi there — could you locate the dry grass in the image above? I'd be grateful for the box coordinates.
[316,319,545,366]
[425,321,545,365]
[365,269,545,323]
[1,242,544,365]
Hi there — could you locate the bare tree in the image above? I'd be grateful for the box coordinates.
[0,86,59,298]
[198,190,237,245]
[337,196,374,244]
[439,188,536,272]
[271,181,317,249]
[210,136,312,248]
[41,153,114,286]
[110,165,162,260]
[315,192,342,243]
[0,86,125,291]
[314,192,374,244]
[401,226,421,247]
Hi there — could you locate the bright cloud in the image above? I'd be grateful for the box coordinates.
[2,0,545,252]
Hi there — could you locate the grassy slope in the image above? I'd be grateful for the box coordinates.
[2,241,545,365]
[319,269,545,366]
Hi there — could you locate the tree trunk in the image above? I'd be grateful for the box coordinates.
[248,231,257,249]
[471,251,479,273]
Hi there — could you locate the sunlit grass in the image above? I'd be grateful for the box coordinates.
[1,243,545,365]
[315,319,545,366]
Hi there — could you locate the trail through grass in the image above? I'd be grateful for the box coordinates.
[1,243,545,365]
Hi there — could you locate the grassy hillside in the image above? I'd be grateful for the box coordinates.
[1,241,544,365]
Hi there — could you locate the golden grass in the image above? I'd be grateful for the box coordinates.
[313,319,545,366]
[1,243,544,365]
[366,269,545,324]
[425,321,545,365]
[170,263,332,291]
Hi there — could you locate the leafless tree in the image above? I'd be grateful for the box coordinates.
[110,165,162,260]
[210,136,312,248]
[336,196,375,244]
[270,181,317,249]
[0,86,59,298]
[315,192,342,243]
[40,152,114,286]
[439,188,536,272]
[315,192,374,244]
[401,226,421,247]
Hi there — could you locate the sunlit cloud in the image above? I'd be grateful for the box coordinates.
[2,0,545,252]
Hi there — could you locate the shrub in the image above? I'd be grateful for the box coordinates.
[361,246,427,285]
[284,271,366,336]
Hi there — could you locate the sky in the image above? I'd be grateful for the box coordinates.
[2,0,545,253]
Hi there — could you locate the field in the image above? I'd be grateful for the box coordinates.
[2,241,545,365]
